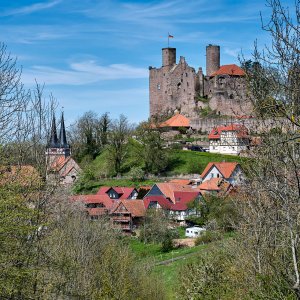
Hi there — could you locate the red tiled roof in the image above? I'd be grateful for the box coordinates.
[155,182,197,203]
[199,178,224,191]
[0,165,41,187]
[50,156,71,171]
[160,114,190,128]
[71,194,114,209]
[211,64,245,76]
[171,191,200,211]
[143,196,172,209]
[97,186,136,199]
[96,186,111,195]
[111,200,145,217]
[200,162,239,180]
[168,179,192,185]
[208,124,249,140]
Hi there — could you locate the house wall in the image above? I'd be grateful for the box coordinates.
[145,184,164,197]
[202,166,222,182]
[107,188,120,199]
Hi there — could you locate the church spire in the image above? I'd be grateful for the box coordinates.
[49,114,59,148]
[59,111,69,148]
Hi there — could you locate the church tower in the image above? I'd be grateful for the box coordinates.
[46,112,71,166]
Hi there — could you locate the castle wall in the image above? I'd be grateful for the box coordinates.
[150,56,200,117]
[190,117,290,133]
[149,45,252,119]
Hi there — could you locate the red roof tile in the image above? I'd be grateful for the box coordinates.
[168,179,192,185]
[155,182,197,203]
[50,156,71,171]
[160,114,190,128]
[171,191,200,211]
[111,200,146,217]
[96,186,111,195]
[208,124,249,140]
[71,194,114,209]
[211,64,245,76]
[201,162,239,180]
[97,186,136,199]
[143,196,172,209]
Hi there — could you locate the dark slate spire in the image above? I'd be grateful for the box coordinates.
[49,114,59,148]
[59,112,69,148]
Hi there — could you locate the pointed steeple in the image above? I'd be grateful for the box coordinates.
[59,112,69,148]
[49,114,59,148]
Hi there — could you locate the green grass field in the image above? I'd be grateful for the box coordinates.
[74,149,244,194]
[167,149,243,175]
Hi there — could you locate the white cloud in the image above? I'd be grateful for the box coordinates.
[1,0,61,17]
[224,47,241,58]
[22,60,148,85]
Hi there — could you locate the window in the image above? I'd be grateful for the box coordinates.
[157,84,161,90]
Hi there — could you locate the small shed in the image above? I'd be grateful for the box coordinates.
[185,226,206,238]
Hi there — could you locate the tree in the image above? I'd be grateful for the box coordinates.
[179,1,300,298]
[68,111,111,162]
[134,121,169,174]
[108,114,132,175]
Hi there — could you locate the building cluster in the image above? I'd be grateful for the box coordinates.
[71,161,243,233]
[157,112,251,155]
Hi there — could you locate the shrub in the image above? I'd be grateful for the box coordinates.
[194,231,222,245]
[128,166,145,181]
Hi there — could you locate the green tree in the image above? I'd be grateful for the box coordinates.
[108,114,132,175]
[135,121,169,174]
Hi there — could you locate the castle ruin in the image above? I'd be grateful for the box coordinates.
[149,45,252,120]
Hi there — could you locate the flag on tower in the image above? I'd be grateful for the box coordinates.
[168,34,174,38]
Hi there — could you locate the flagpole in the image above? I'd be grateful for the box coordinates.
[168,32,169,48]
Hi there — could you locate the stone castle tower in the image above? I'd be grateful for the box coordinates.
[149,44,252,119]
[46,112,70,167]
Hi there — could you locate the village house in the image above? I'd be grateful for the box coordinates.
[208,124,249,155]
[71,194,114,220]
[97,186,138,199]
[110,200,145,232]
[46,113,81,184]
[144,183,202,225]
[200,162,243,186]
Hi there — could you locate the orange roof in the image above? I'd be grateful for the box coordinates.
[208,124,248,140]
[111,200,146,217]
[0,165,40,187]
[155,182,197,203]
[168,179,192,185]
[160,114,190,128]
[211,64,245,76]
[50,156,71,171]
[201,162,239,180]
[198,177,232,193]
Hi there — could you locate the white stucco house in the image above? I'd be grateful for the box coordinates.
[200,162,243,186]
[209,124,249,155]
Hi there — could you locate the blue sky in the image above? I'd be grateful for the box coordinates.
[0,0,291,124]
